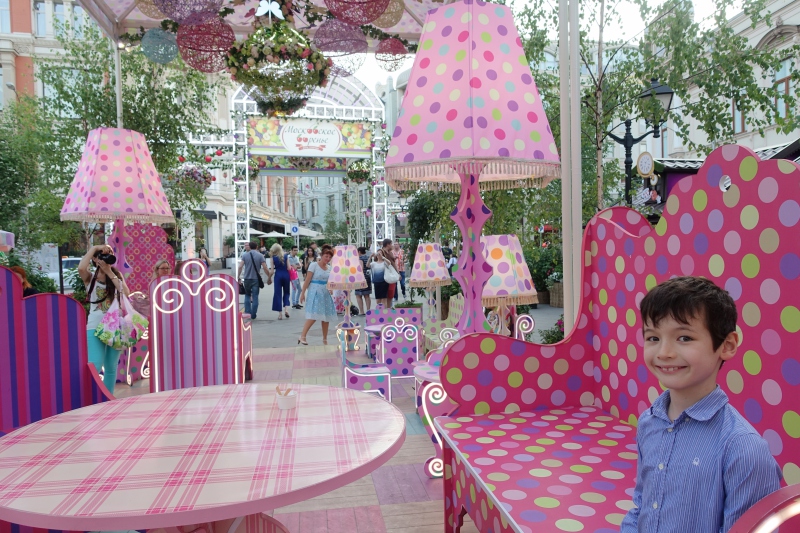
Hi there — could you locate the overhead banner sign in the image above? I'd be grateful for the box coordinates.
[248,117,373,158]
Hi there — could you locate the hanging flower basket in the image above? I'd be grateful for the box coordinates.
[227,21,331,116]
[346,159,372,184]
[169,165,214,190]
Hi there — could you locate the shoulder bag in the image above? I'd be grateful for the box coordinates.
[383,255,400,284]
[247,251,265,289]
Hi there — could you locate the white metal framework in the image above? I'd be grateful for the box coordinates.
[372,137,391,246]
[347,181,363,246]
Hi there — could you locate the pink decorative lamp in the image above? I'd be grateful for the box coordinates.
[408,242,452,320]
[60,128,174,274]
[384,0,560,334]
[481,234,537,336]
[327,244,368,327]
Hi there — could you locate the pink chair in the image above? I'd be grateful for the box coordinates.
[0,266,112,436]
[241,313,253,381]
[149,259,245,393]
[365,305,422,359]
[338,323,393,401]
[376,317,421,383]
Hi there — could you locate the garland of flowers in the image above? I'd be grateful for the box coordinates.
[227,21,331,117]
[344,159,372,185]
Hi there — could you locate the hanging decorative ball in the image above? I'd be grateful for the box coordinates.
[313,18,367,78]
[136,0,166,19]
[324,0,390,25]
[372,0,404,29]
[177,17,235,73]
[141,29,178,65]
[375,38,407,72]
[154,0,224,26]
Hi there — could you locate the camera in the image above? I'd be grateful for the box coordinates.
[93,250,117,265]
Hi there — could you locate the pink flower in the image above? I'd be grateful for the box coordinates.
[307,63,313,70]
[301,48,312,58]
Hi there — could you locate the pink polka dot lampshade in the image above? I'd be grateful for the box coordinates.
[408,242,452,288]
[480,234,537,306]
[327,244,368,290]
[384,0,560,191]
[60,128,174,224]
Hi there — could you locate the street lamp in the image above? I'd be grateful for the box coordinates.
[608,78,674,204]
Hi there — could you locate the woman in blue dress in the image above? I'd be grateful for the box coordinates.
[298,244,337,345]
[269,243,291,320]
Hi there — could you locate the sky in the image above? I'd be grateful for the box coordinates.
[352,0,741,93]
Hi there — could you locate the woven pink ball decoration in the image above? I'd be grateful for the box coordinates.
[177,18,235,73]
[154,0,223,26]
[313,19,367,77]
[372,0,404,29]
[324,0,390,25]
[136,0,165,19]
[375,38,407,72]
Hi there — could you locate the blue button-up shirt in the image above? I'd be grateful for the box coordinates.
[620,387,781,533]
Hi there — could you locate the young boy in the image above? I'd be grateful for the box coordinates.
[620,277,781,533]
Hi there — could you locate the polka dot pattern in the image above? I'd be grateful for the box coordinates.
[328,245,368,290]
[438,144,800,529]
[408,242,452,287]
[481,234,538,305]
[60,128,173,224]
[440,408,636,532]
[384,0,559,188]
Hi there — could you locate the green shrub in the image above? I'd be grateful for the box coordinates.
[538,314,565,344]
[395,301,422,308]
[0,250,57,293]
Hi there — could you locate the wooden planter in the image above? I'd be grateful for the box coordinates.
[537,290,550,305]
[550,282,564,308]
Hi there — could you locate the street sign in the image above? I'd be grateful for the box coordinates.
[291,225,299,235]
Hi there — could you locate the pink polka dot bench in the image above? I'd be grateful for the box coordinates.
[434,145,800,532]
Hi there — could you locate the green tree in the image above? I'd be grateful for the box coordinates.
[323,207,348,245]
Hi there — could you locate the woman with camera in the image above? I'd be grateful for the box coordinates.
[78,244,130,395]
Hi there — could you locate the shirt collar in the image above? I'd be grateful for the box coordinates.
[650,386,729,422]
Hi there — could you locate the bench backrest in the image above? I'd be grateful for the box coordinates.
[0,266,110,434]
[149,259,243,392]
[440,145,800,484]
[379,317,421,377]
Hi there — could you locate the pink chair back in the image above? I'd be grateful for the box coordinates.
[0,266,111,435]
[149,259,242,392]
[379,317,421,378]
[439,145,800,483]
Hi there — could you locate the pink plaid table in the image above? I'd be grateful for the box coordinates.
[0,384,406,531]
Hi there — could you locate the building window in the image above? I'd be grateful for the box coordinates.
[732,100,745,134]
[328,195,335,211]
[0,0,9,33]
[660,128,668,157]
[73,5,84,38]
[341,195,347,212]
[277,194,283,212]
[54,2,65,34]
[775,59,793,120]
[311,199,318,217]
[301,203,306,219]
[34,2,46,36]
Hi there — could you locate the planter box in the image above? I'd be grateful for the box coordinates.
[537,290,550,305]
[550,282,564,308]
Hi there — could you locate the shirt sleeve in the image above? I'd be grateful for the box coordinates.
[620,436,644,533]
[722,433,782,532]
[308,262,318,276]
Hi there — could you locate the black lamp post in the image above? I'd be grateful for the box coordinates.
[608,78,674,204]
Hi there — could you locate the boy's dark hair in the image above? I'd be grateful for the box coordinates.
[640,276,737,351]
[291,245,298,251]
[357,246,367,254]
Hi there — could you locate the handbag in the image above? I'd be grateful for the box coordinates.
[239,281,246,295]
[95,291,148,350]
[384,262,400,284]
[246,252,265,289]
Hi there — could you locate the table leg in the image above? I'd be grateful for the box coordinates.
[343,327,360,352]
[416,381,457,478]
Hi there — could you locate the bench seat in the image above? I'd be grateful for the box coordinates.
[437,408,636,533]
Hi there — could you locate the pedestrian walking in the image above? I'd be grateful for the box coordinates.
[237,242,270,320]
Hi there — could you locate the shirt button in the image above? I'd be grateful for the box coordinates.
[667,428,673,432]
[652,502,658,509]
[658,463,664,470]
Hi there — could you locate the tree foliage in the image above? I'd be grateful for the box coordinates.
[323,207,348,245]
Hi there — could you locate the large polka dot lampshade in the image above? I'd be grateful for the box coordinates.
[480,234,537,306]
[384,0,560,191]
[60,128,174,224]
[327,245,368,290]
[408,242,452,288]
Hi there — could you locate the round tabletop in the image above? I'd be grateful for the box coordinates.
[0,384,405,531]
[364,324,386,334]
[413,363,441,383]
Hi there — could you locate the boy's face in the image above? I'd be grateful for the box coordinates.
[643,314,738,404]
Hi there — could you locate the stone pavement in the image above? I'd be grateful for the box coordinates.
[116,273,565,532]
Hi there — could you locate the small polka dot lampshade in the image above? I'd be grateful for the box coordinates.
[384,0,560,191]
[60,128,174,225]
[480,234,537,306]
[327,245,368,290]
[408,242,452,288]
